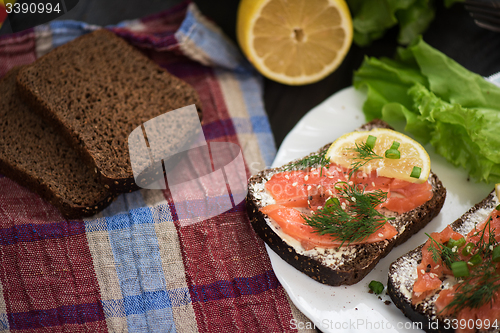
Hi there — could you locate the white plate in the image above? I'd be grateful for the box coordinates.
[267,86,493,333]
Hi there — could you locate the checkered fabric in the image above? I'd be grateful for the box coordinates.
[0,1,315,332]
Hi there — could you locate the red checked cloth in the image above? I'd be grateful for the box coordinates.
[0,1,316,332]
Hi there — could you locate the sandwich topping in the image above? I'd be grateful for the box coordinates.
[412,204,500,333]
[260,128,433,250]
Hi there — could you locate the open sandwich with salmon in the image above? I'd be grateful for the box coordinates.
[246,120,446,286]
[389,188,500,333]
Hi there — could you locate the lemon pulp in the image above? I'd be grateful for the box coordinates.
[325,128,431,183]
[237,0,353,85]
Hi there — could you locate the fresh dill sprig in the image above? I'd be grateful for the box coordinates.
[470,217,496,257]
[346,141,383,178]
[425,233,459,269]
[303,181,394,246]
[284,150,331,175]
[446,265,500,312]
[438,217,500,313]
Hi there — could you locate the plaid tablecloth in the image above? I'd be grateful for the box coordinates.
[0,2,315,332]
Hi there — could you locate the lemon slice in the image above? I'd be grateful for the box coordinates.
[325,128,431,183]
[236,0,353,85]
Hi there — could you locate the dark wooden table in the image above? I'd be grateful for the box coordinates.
[195,0,500,148]
[2,0,500,149]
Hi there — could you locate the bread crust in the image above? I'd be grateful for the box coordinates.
[246,120,446,286]
[0,158,116,219]
[0,67,116,219]
[388,191,498,333]
[16,29,202,193]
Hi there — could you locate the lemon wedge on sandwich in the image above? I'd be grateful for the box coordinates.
[326,128,431,183]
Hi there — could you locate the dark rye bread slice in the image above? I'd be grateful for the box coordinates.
[0,66,116,218]
[16,29,202,192]
[388,191,498,333]
[246,119,446,286]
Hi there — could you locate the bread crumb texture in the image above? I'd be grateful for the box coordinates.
[0,66,113,217]
[17,29,202,186]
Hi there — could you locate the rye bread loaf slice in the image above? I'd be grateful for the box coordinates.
[0,66,116,218]
[246,119,446,286]
[16,29,202,192]
[388,190,499,333]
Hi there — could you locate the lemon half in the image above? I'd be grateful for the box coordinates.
[326,128,431,183]
[237,0,353,85]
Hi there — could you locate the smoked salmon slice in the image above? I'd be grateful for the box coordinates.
[260,163,432,249]
[412,207,500,333]
[354,172,433,214]
[261,204,398,250]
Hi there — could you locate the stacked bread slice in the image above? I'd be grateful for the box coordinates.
[0,29,202,219]
[0,66,116,218]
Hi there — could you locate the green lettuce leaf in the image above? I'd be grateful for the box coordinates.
[347,0,463,46]
[396,0,436,45]
[353,38,500,183]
